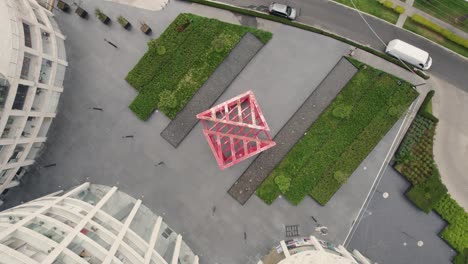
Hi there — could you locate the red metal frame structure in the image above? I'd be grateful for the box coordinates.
[197,91,276,170]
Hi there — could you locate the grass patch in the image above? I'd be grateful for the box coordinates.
[334,0,399,24]
[126,13,272,120]
[404,16,468,58]
[414,0,468,33]
[256,59,418,205]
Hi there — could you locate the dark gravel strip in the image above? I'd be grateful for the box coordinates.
[228,58,358,205]
[160,33,265,148]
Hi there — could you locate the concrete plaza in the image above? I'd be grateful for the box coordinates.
[0,0,420,263]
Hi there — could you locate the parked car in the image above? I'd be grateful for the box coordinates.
[269,3,297,20]
[385,39,432,70]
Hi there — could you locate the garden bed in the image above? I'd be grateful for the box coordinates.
[126,13,272,120]
[229,58,358,204]
[394,91,467,262]
[256,58,418,205]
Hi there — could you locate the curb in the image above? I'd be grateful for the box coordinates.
[186,0,429,79]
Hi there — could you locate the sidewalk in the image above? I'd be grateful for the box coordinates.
[389,0,468,40]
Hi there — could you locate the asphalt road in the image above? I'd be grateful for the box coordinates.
[218,0,468,91]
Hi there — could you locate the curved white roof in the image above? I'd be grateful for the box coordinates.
[278,250,355,264]
[0,0,13,75]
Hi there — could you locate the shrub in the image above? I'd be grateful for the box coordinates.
[387,104,406,117]
[158,90,177,109]
[453,248,468,264]
[274,175,291,193]
[394,5,405,14]
[409,14,468,49]
[406,170,447,213]
[117,15,129,27]
[332,104,352,119]
[382,0,394,9]
[95,8,106,20]
[434,194,468,257]
[333,171,348,184]
[156,45,166,55]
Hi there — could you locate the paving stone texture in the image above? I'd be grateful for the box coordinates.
[0,0,437,263]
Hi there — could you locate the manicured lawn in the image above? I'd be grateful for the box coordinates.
[256,58,418,205]
[334,0,399,24]
[414,0,468,33]
[404,18,468,58]
[126,13,272,120]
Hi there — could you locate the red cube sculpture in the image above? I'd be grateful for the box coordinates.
[197,91,276,170]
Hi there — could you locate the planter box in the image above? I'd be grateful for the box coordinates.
[75,7,88,18]
[57,0,70,12]
[122,21,131,29]
[141,23,152,34]
[99,15,111,25]
[118,17,131,29]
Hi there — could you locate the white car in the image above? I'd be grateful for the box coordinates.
[269,3,297,20]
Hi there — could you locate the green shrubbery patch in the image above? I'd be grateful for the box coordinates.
[256,59,418,205]
[409,14,468,49]
[394,5,405,14]
[394,91,468,262]
[126,13,272,120]
[435,194,468,261]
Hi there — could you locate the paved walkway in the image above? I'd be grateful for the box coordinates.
[161,33,265,148]
[348,167,457,264]
[228,58,358,205]
[395,0,413,28]
[104,0,168,11]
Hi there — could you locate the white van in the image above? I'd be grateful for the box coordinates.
[385,39,432,70]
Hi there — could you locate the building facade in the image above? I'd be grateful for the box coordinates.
[259,236,371,264]
[0,183,199,264]
[0,0,67,200]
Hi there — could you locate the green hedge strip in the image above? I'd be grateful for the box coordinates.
[257,61,418,205]
[126,13,272,120]
[395,91,468,262]
[409,14,468,49]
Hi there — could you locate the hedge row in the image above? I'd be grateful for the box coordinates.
[395,91,445,211]
[256,61,418,205]
[394,5,406,14]
[126,13,272,120]
[434,194,468,260]
[186,0,429,80]
[394,91,468,262]
[409,14,468,49]
[377,0,406,15]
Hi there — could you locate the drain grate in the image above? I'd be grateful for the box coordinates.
[285,225,299,237]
